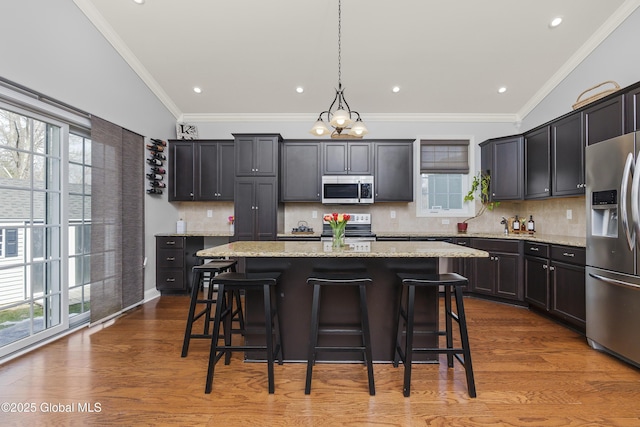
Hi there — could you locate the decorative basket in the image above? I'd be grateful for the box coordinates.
[572,80,620,110]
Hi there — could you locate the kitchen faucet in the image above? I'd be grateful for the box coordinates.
[500,217,509,235]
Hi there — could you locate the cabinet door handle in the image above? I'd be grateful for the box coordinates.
[562,252,575,257]
[530,247,539,251]
[166,257,175,261]
[543,264,548,269]
[457,242,467,246]
[166,278,176,282]
[165,241,176,245]
[549,266,555,271]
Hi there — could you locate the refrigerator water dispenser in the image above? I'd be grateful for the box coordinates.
[591,190,618,238]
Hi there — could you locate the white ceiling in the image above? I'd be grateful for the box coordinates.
[74,0,639,123]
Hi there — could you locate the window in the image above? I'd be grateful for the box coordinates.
[0,228,18,257]
[416,138,473,217]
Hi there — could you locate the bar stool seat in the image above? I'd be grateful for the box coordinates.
[205,271,283,394]
[393,272,476,398]
[181,259,240,357]
[305,271,375,396]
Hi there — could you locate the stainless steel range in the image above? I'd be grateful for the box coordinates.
[320,213,376,251]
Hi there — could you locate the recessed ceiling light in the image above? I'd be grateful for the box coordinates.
[392,86,400,93]
[550,17,563,28]
[133,0,145,4]
[498,87,507,94]
[296,86,304,94]
[193,87,202,94]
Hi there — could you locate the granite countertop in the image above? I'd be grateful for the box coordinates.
[156,231,234,237]
[276,231,586,248]
[197,240,489,258]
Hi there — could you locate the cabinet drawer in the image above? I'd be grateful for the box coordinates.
[157,236,184,249]
[157,249,184,267]
[156,269,185,290]
[524,242,549,257]
[550,245,585,265]
[471,238,519,253]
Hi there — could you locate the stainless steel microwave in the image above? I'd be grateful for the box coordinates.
[321,175,374,204]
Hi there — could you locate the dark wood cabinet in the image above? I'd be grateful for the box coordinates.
[234,177,280,241]
[155,235,203,293]
[373,141,413,202]
[234,134,281,177]
[524,127,550,199]
[551,112,585,196]
[625,84,640,133]
[452,238,472,291]
[524,242,550,309]
[584,95,625,146]
[549,245,586,330]
[322,141,372,175]
[470,239,522,302]
[280,142,321,202]
[481,136,523,201]
[168,140,234,201]
[524,241,585,331]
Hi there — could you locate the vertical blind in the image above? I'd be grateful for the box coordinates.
[90,116,144,323]
[420,139,470,174]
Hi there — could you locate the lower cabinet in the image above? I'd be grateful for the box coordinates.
[155,236,203,293]
[470,239,523,302]
[524,242,585,331]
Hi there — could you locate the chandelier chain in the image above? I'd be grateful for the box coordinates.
[337,0,342,87]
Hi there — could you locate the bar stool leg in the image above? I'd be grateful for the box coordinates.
[393,284,406,367]
[305,283,322,395]
[263,284,275,394]
[444,285,454,367]
[205,283,226,394]
[358,283,375,396]
[181,268,202,357]
[454,285,476,397]
[403,284,416,397]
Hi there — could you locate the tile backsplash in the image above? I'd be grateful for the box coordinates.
[176,196,586,238]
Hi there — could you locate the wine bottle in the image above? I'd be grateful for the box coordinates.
[153,152,166,160]
[150,138,167,146]
[146,188,163,195]
[146,173,163,180]
[150,167,166,174]
[146,158,162,166]
[146,144,165,152]
[149,181,166,188]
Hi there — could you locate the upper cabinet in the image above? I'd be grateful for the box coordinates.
[625,83,640,133]
[168,139,234,202]
[234,134,282,176]
[551,112,584,196]
[322,141,373,175]
[524,126,550,199]
[374,141,413,202]
[584,95,624,146]
[481,136,523,201]
[280,142,322,202]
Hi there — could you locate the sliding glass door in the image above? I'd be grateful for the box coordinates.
[0,106,67,354]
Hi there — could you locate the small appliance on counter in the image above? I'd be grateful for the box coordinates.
[291,221,314,234]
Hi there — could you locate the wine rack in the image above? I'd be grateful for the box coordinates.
[146,138,166,195]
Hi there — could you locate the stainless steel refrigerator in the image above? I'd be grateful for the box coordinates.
[585,131,640,368]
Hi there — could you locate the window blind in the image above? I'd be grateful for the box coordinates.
[420,139,469,174]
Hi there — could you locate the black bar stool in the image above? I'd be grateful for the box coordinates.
[305,271,375,395]
[205,272,283,394]
[181,259,240,357]
[393,272,476,398]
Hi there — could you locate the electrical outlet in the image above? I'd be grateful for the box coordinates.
[442,219,450,225]
[390,210,396,219]
[566,209,572,220]
[207,210,213,218]
[312,210,317,219]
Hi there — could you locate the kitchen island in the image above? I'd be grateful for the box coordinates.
[197,240,488,362]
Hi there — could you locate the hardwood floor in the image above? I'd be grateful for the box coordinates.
[1,295,639,426]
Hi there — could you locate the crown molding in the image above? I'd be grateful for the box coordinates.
[180,112,519,124]
[72,0,182,119]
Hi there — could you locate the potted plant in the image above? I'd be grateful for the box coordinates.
[457,172,499,233]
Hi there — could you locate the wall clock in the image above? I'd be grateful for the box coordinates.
[176,123,198,139]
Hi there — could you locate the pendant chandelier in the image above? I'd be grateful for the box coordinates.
[309,0,368,138]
